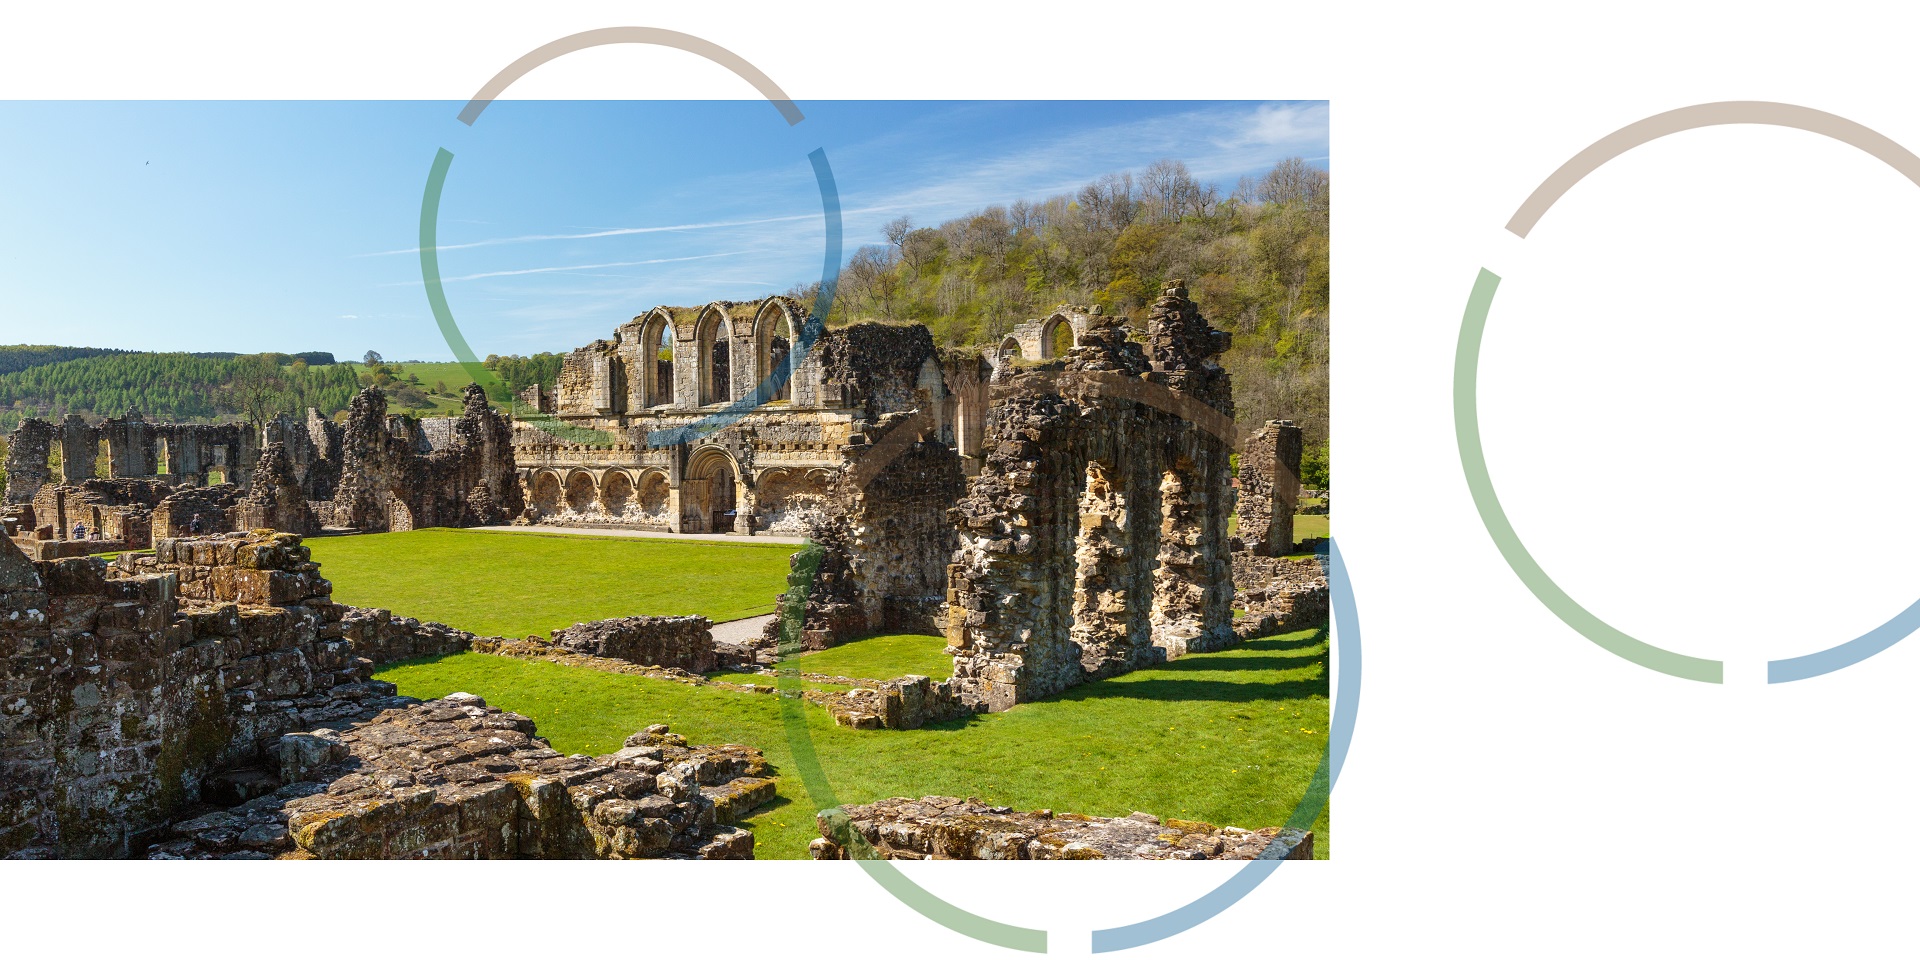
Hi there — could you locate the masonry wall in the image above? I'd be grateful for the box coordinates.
[547,615,717,673]
[945,282,1236,711]
[0,531,479,859]
[1236,420,1304,556]
[153,707,770,860]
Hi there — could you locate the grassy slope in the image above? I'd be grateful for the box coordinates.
[308,528,794,637]
[376,628,1330,860]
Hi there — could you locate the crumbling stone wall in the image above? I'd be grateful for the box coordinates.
[760,412,966,651]
[0,530,491,859]
[810,796,1312,861]
[2,418,53,503]
[232,443,318,536]
[153,707,769,860]
[945,282,1236,711]
[811,674,980,731]
[546,615,717,673]
[1232,552,1330,640]
[325,384,523,533]
[1236,419,1304,556]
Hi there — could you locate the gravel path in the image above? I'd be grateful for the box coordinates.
[470,525,805,545]
[711,614,776,645]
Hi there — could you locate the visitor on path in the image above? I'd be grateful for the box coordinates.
[71,522,86,540]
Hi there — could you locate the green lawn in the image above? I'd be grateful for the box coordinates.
[376,627,1331,859]
[785,632,954,681]
[308,528,794,638]
[1294,514,1330,540]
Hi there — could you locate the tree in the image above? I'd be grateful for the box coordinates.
[363,350,383,366]
[883,215,914,252]
[228,354,288,424]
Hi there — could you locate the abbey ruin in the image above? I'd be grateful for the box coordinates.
[3,383,520,557]
[0,283,1326,860]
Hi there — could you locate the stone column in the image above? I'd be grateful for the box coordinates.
[1235,420,1304,556]
[3,419,54,504]
[59,416,96,483]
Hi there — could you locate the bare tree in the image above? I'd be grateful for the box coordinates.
[883,215,914,251]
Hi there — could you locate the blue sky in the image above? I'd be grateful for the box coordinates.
[0,101,1327,360]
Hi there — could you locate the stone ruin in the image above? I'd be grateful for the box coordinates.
[942,281,1238,711]
[0,529,774,859]
[156,708,769,860]
[810,796,1312,861]
[758,409,968,655]
[513,297,989,537]
[324,383,524,532]
[1235,419,1305,556]
[2,384,522,558]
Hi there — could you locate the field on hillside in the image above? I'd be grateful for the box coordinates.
[308,528,794,637]
[377,627,1331,859]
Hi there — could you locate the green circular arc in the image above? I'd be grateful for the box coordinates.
[1453,268,1723,683]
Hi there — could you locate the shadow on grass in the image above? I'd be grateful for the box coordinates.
[1050,673,1328,704]
[372,651,466,671]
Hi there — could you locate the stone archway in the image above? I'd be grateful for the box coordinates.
[600,470,635,517]
[529,472,562,514]
[564,471,597,514]
[683,448,739,534]
[634,470,671,527]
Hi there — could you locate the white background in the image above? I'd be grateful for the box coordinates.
[6,2,1919,956]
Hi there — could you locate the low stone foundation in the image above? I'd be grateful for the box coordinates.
[1231,553,1330,639]
[810,796,1313,860]
[811,675,982,730]
[548,615,717,673]
[151,701,772,860]
[1,530,522,859]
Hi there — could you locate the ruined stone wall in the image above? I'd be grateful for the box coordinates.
[546,615,717,673]
[0,532,363,858]
[153,709,769,860]
[2,418,53,504]
[1236,419,1304,556]
[811,796,1312,861]
[232,443,318,536]
[325,384,522,533]
[814,322,943,419]
[1232,552,1330,639]
[945,282,1236,711]
[0,530,500,859]
[760,412,966,650]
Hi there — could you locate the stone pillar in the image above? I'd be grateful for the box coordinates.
[59,415,96,483]
[3,418,54,504]
[105,412,158,478]
[666,484,684,534]
[1236,420,1304,556]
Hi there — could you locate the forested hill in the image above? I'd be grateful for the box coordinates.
[0,345,131,376]
[809,156,1331,447]
[0,351,359,427]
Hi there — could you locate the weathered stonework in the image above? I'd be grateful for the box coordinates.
[151,706,770,860]
[516,299,988,540]
[4,385,520,541]
[759,411,967,651]
[325,384,523,533]
[809,796,1312,861]
[1231,553,1331,640]
[546,615,717,673]
[944,282,1236,711]
[809,674,981,731]
[1235,419,1304,556]
[0,531,485,859]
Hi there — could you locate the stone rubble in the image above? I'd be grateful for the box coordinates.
[151,701,772,860]
[809,796,1313,861]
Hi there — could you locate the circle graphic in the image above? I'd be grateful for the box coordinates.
[1455,101,1920,683]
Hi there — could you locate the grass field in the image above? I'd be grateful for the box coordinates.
[307,528,794,637]
[1295,514,1330,540]
[376,626,1331,859]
